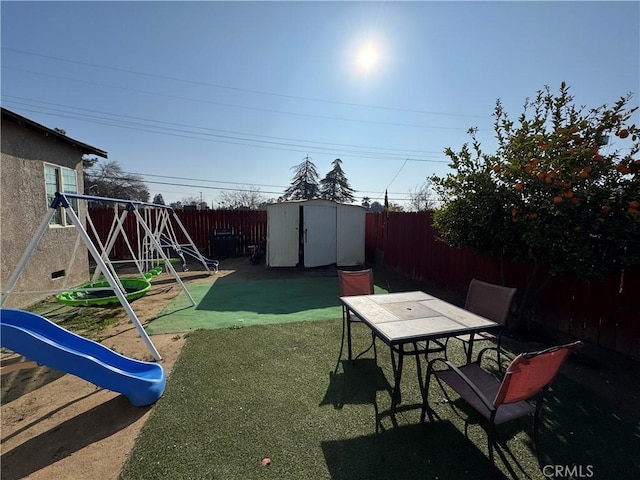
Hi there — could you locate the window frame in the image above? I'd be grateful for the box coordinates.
[44,163,79,227]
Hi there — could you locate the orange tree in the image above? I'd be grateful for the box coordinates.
[432,83,639,288]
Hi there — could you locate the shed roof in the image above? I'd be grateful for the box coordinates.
[1,107,108,158]
[267,199,364,209]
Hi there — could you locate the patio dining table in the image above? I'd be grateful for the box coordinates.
[339,291,500,420]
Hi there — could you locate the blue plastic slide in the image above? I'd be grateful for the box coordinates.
[0,309,166,407]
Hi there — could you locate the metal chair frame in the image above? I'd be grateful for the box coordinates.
[422,341,582,468]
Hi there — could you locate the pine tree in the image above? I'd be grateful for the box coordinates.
[283,155,320,200]
[152,193,166,205]
[319,158,355,203]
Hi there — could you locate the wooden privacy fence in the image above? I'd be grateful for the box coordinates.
[86,207,638,357]
[366,211,639,358]
[87,207,266,259]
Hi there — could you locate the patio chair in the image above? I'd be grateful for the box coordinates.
[337,269,376,364]
[422,341,582,467]
[447,278,517,364]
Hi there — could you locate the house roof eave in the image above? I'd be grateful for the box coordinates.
[1,107,108,159]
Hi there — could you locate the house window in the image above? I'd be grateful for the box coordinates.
[45,164,78,226]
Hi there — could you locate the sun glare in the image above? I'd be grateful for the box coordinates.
[356,43,380,72]
[346,32,387,81]
[356,44,380,72]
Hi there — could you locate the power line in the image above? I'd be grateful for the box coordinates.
[105,176,414,203]
[92,170,416,202]
[126,171,411,196]
[3,47,490,119]
[3,95,446,157]
[375,159,409,201]
[2,66,484,132]
[4,103,451,162]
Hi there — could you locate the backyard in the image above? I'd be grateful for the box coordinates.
[1,257,639,479]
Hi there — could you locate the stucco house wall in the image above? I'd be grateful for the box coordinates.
[1,109,107,309]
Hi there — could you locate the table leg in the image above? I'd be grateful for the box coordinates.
[346,308,354,361]
[390,344,404,416]
[466,333,476,364]
[414,342,424,394]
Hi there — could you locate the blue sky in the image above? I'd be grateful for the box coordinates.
[2,1,639,208]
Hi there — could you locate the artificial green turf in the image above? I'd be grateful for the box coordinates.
[119,320,640,480]
[146,277,387,334]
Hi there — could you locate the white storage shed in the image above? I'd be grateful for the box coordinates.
[266,199,366,268]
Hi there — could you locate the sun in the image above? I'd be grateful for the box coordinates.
[356,44,380,72]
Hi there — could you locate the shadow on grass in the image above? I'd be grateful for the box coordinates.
[534,374,640,479]
[149,275,390,333]
[322,421,506,480]
[320,358,392,409]
[194,276,342,314]
[1,395,149,480]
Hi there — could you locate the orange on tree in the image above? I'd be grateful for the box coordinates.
[617,129,629,139]
[616,163,631,175]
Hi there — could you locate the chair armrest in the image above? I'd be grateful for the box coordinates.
[475,346,516,375]
[427,356,450,372]
[476,346,516,364]
[440,360,496,412]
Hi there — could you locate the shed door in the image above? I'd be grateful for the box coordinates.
[267,203,299,267]
[303,205,336,267]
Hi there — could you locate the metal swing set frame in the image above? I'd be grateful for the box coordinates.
[1,192,208,361]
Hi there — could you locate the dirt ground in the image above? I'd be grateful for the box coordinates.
[0,263,220,480]
[1,258,639,480]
